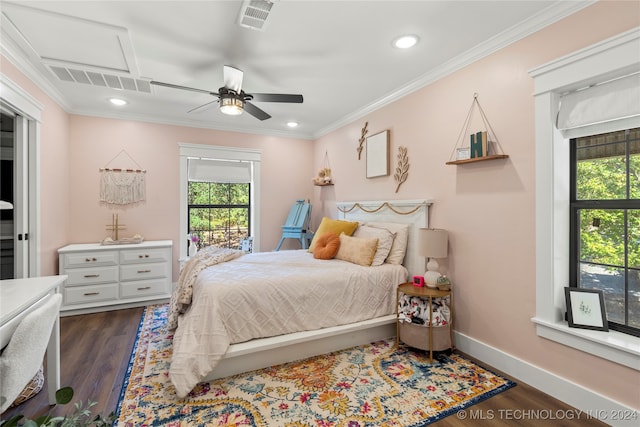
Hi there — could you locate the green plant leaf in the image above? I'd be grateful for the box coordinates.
[55,387,74,405]
[0,414,24,427]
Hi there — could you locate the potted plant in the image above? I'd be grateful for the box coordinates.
[1,387,115,427]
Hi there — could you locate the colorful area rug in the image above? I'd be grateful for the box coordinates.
[115,304,515,426]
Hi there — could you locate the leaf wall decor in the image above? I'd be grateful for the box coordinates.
[357,121,368,160]
[394,146,409,193]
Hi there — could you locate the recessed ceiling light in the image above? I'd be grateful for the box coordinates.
[393,35,419,49]
[286,121,299,128]
[109,98,128,106]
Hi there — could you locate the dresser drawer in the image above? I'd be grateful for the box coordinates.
[120,279,168,299]
[120,247,170,264]
[64,283,118,306]
[120,262,168,281]
[65,266,119,286]
[63,251,118,268]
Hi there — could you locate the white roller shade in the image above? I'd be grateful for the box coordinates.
[188,159,251,183]
[557,73,640,139]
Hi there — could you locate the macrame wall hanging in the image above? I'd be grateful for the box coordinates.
[99,150,146,205]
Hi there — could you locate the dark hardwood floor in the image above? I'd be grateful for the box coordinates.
[1,308,607,426]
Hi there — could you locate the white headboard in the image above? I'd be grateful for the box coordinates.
[335,199,432,279]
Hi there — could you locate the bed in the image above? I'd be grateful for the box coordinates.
[169,199,432,398]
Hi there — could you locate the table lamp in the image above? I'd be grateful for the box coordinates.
[419,228,448,287]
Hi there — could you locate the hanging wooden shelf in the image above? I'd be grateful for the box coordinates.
[446,154,509,165]
[447,93,508,166]
[314,182,334,187]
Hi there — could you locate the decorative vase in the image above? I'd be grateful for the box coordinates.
[189,240,198,256]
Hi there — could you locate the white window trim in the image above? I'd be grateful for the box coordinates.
[178,143,261,258]
[529,27,640,371]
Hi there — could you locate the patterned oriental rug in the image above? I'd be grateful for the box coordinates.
[115,304,515,427]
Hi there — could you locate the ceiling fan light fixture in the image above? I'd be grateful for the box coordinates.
[220,96,244,115]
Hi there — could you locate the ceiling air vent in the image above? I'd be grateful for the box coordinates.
[48,65,152,93]
[238,0,274,31]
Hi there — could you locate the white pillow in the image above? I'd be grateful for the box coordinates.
[365,222,409,265]
[354,225,395,266]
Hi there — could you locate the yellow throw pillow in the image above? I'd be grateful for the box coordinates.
[308,217,359,252]
[334,233,379,266]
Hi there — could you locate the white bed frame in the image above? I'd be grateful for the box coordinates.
[205,199,432,380]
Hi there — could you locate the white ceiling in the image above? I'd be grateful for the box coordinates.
[1,1,592,140]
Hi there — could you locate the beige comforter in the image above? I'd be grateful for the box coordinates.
[169,249,407,397]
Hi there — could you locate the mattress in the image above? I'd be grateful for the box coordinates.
[169,249,407,397]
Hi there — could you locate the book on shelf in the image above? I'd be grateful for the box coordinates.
[470,131,488,158]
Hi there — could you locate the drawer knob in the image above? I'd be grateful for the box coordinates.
[138,255,143,258]
[137,269,151,273]
[145,254,149,258]
[83,292,100,296]
[137,286,151,291]
[84,274,100,278]
[85,257,97,262]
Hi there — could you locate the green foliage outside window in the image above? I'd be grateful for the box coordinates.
[574,129,640,331]
[188,182,250,250]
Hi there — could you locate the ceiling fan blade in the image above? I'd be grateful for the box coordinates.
[250,93,303,103]
[243,102,271,121]
[151,80,218,96]
[187,99,219,114]
[223,65,244,92]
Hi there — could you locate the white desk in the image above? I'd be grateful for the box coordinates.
[1,275,66,404]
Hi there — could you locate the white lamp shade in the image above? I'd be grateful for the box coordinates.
[418,228,448,258]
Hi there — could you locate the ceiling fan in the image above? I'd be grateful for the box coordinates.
[150,65,303,121]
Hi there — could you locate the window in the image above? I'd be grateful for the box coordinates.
[179,144,261,258]
[570,128,640,337]
[188,181,250,249]
[530,28,640,371]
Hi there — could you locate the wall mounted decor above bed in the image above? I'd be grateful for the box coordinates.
[366,130,390,178]
[357,121,368,160]
[394,146,409,193]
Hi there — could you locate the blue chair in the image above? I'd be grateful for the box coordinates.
[275,200,314,250]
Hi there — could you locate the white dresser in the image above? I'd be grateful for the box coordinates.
[58,240,172,314]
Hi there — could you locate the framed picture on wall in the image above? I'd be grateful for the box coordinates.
[564,287,608,331]
[366,130,390,178]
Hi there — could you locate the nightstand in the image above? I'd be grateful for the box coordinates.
[396,282,454,362]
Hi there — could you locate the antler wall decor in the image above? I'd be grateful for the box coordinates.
[357,121,368,160]
[394,146,409,193]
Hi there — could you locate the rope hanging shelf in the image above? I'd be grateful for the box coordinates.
[446,93,508,165]
[313,150,334,186]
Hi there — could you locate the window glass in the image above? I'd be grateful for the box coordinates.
[188,182,250,250]
[572,128,640,337]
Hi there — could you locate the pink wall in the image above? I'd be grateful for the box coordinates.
[67,116,313,278]
[312,1,639,409]
[0,56,71,276]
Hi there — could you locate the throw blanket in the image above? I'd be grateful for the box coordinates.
[167,246,244,330]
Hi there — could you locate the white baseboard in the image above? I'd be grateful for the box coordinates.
[454,331,639,427]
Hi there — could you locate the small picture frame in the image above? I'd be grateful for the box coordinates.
[240,237,253,253]
[564,287,608,331]
[456,147,471,160]
[366,130,390,178]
